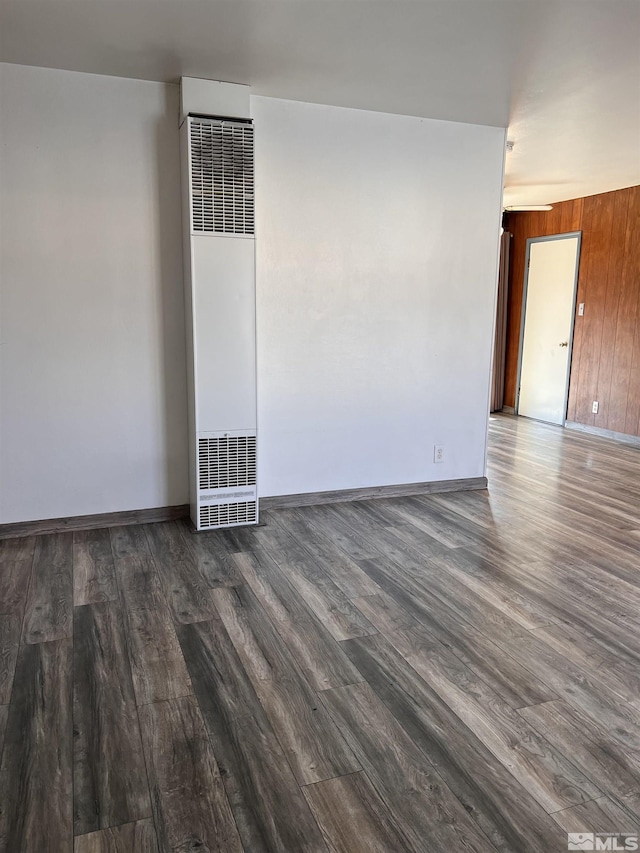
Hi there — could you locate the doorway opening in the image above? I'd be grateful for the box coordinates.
[515,233,582,426]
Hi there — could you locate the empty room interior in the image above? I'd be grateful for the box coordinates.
[1,1,640,851]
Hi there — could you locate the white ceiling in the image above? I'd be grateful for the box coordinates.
[1,0,639,207]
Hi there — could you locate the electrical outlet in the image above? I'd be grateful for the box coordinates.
[434,445,445,463]
[592,401,599,414]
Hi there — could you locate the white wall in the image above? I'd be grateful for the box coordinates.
[0,65,504,524]
[0,64,188,523]
[253,96,505,496]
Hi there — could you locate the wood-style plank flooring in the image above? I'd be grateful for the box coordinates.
[1,414,640,852]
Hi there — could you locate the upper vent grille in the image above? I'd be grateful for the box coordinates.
[198,436,257,490]
[190,119,254,235]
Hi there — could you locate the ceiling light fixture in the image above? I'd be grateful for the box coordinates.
[504,205,553,211]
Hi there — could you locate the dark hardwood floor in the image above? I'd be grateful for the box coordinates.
[1,414,640,852]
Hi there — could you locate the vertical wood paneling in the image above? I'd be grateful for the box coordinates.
[572,194,615,425]
[545,204,563,236]
[504,184,640,437]
[503,223,524,407]
[607,189,640,433]
[621,186,640,436]
[560,201,574,233]
[594,189,631,429]
[565,197,588,422]
[571,198,584,229]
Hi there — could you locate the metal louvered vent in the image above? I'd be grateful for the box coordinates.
[198,436,257,490]
[200,501,257,529]
[190,118,254,235]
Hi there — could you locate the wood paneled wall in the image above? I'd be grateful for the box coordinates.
[504,185,640,437]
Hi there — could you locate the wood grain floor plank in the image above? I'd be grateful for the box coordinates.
[428,489,504,530]
[415,491,519,541]
[529,621,640,707]
[411,543,561,630]
[349,501,463,563]
[303,771,414,853]
[540,553,640,608]
[457,532,640,633]
[490,629,640,755]
[528,441,640,497]
[297,503,391,563]
[351,592,419,635]
[0,639,73,851]
[265,547,377,642]
[177,617,328,852]
[329,513,533,645]
[276,617,367,693]
[144,522,217,624]
[484,470,640,563]
[23,532,73,644]
[113,556,192,706]
[212,584,361,785]
[232,548,310,623]
[477,554,640,662]
[270,509,381,598]
[0,535,36,563]
[385,627,602,813]
[73,528,118,606]
[0,536,34,617]
[73,601,151,835]
[74,819,158,853]
[177,522,243,588]
[233,550,365,690]
[109,525,151,559]
[139,695,242,853]
[0,614,20,705]
[552,796,639,835]
[519,700,640,819]
[0,705,7,760]
[340,633,566,852]
[340,497,471,562]
[358,493,480,550]
[376,544,531,641]
[222,514,299,555]
[321,680,499,853]
[357,556,555,709]
[0,561,32,623]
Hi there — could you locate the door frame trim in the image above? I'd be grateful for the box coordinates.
[515,231,582,425]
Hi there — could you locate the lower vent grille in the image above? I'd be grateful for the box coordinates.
[200,501,257,529]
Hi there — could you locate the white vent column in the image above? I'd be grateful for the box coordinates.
[179,79,258,530]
